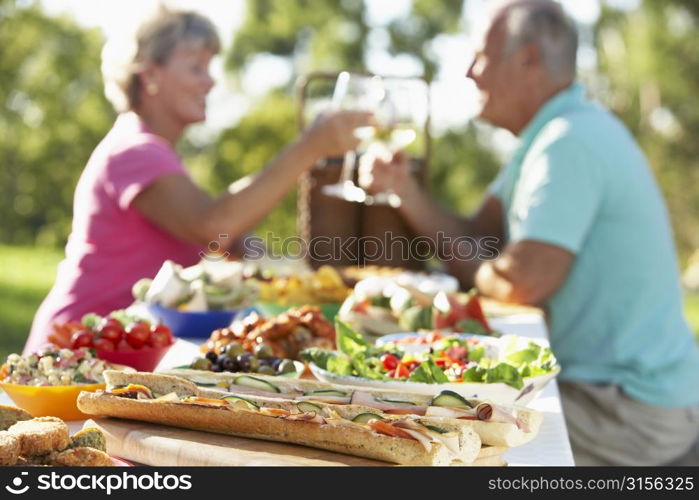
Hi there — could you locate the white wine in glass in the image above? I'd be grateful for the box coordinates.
[321,72,385,203]
[360,78,428,207]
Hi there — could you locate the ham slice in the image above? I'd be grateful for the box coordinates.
[476,403,529,432]
[286,412,326,424]
[424,406,478,418]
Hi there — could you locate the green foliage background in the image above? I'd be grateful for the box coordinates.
[2,0,699,356]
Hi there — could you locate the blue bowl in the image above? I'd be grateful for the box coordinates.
[146,304,256,339]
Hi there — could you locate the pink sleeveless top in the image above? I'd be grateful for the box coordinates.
[26,113,202,353]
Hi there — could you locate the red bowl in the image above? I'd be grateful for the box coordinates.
[95,343,172,372]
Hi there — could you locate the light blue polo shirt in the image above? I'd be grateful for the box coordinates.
[489,82,699,407]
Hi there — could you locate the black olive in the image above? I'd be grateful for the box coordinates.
[221,357,239,372]
[205,351,219,363]
[268,356,282,371]
[235,353,253,372]
[211,363,223,373]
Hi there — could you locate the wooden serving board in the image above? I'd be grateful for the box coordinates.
[85,418,506,467]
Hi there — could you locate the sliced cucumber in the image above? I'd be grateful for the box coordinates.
[430,390,473,408]
[378,398,416,406]
[352,412,382,424]
[296,401,322,413]
[222,395,259,410]
[422,423,448,434]
[233,375,281,393]
[304,389,349,397]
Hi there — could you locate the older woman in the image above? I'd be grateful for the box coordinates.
[25,8,370,353]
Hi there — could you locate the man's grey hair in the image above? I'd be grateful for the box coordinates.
[501,1,578,84]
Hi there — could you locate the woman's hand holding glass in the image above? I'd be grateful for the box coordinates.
[302,109,375,159]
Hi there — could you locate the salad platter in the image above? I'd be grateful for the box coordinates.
[303,323,559,406]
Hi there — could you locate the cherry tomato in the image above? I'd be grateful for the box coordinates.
[394,364,410,379]
[434,357,449,368]
[94,338,116,352]
[116,339,135,352]
[380,353,399,371]
[148,324,173,347]
[70,329,94,349]
[386,369,396,378]
[405,361,420,372]
[98,317,124,343]
[446,345,468,362]
[125,321,150,349]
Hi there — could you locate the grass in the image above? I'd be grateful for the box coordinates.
[0,244,62,361]
[0,244,698,362]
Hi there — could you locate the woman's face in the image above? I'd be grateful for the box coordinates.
[150,40,215,125]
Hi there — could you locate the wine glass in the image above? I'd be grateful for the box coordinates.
[321,72,385,203]
[359,78,428,207]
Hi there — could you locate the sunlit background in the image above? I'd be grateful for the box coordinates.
[38,0,637,138]
[3,0,699,360]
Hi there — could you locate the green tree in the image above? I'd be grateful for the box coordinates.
[595,0,699,259]
[210,0,499,241]
[0,0,114,247]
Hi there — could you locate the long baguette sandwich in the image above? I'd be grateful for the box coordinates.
[77,371,482,466]
[160,368,542,448]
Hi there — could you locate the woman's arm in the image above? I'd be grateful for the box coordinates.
[132,111,372,248]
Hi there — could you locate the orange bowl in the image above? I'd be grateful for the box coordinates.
[0,363,132,421]
[0,380,105,421]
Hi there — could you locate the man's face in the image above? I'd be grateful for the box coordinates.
[466,17,526,131]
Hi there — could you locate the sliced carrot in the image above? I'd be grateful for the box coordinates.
[369,420,415,440]
[262,408,292,416]
[183,397,229,407]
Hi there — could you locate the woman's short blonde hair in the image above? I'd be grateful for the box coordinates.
[101,7,220,113]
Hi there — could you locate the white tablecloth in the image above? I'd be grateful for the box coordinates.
[0,313,575,466]
[490,314,575,466]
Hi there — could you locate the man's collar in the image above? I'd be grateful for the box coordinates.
[518,82,586,145]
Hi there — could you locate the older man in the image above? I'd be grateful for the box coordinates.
[360,0,699,465]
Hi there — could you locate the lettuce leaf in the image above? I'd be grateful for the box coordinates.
[468,345,486,362]
[461,365,486,383]
[300,348,335,370]
[505,343,541,364]
[484,362,524,389]
[327,355,353,376]
[350,353,386,380]
[336,320,372,357]
[408,358,449,384]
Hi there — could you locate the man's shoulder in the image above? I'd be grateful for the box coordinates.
[529,105,645,174]
[532,104,640,163]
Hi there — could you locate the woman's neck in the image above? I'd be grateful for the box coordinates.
[134,104,185,146]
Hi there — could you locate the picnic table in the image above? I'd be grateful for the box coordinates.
[0,312,575,466]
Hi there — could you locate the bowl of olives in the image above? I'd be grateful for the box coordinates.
[186,341,305,378]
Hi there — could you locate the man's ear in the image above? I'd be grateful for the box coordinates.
[520,42,543,69]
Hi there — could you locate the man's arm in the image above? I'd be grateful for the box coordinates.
[359,151,505,288]
[475,240,574,306]
[396,171,505,244]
